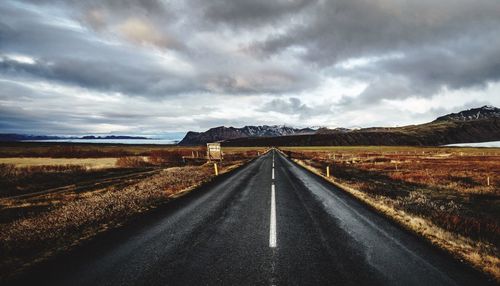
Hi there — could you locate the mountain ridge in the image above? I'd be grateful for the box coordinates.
[434,105,500,122]
[178,125,315,145]
[179,106,500,146]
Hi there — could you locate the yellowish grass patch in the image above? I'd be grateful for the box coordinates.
[0,157,117,169]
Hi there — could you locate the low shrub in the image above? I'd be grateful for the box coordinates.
[115,156,149,168]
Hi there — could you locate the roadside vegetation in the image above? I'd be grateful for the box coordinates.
[0,164,153,198]
[280,146,499,281]
[0,142,266,282]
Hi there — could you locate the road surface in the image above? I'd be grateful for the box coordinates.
[10,150,493,285]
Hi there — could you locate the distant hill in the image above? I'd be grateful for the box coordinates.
[0,134,62,142]
[178,125,315,145]
[180,105,500,146]
[0,134,149,142]
[79,135,149,140]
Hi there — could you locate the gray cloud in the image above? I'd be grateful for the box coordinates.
[198,0,316,28]
[1,0,500,134]
[0,1,315,97]
[247,0,500,103]
[259,97,313,117]
[254,0,500,62]
[0,55,198,97]
[379,37,500,90]
[338,77,416,107]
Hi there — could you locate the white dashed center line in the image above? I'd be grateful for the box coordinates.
[270,151,277,248]
[269,183,277,248]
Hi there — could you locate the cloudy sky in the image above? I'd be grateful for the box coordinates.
[1,0,500,135]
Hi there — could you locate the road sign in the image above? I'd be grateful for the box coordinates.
[207,142,222,161]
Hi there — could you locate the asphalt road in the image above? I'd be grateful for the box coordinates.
[10,150,493,286]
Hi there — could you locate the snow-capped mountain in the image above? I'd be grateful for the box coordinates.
[435,105,500,122]
[178,125,315,145]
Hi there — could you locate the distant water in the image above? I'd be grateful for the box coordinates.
[23,139,181,145]
[445,141,500,147]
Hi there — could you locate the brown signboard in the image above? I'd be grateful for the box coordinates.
[207,142,222,161]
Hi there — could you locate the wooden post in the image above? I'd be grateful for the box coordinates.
[214,163,218,176]
[326,166,330,178]
[487,176,490,186]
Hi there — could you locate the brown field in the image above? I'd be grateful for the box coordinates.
[0,142,265,159]
[0,157,118,168]
[0,142,200,158]
[0,143,266,282]
[280,146,499,280]
[0,143,266,198]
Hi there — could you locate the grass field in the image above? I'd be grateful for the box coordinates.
[0,142,202,157]
[0,143,267,197]
[0,142,267,158]
[280,146,499,280]
[0,157,118,168]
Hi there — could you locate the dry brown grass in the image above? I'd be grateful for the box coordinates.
[0,144,267,198]
[0,164,234,281]
[282,147,500,281]
[0,157,118,169]
[0,162,156,198]
[115,156,149,168]
[0,142,267,159]
[0,166,213,279]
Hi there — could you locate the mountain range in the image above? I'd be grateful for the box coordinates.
[179,106,500,146]
[178,125,315,145]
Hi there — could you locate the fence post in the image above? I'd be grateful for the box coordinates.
[214,163,218,176]
[326,166,330,178]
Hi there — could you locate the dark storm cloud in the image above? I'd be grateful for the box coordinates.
[21,0,172,23]
[0,1,313,97]
[333,33,500,107]
[0,56,198,97]
[0,2,196,96]
[248,0,500,101]
[379,38,500,90]
[254,0,500,63]
[198,0,316,27]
